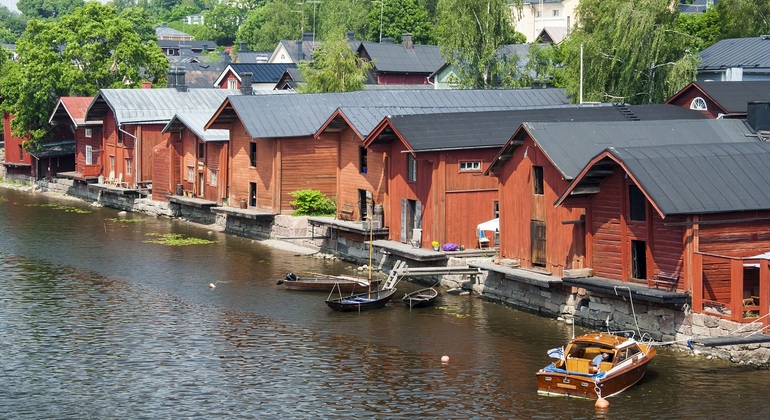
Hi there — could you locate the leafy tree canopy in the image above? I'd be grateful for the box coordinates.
[436,0,522,89]
[0,7,28,42]
[0,2,169,145]
[202,3,244,45]
[367,0,433,44]
[297,32,373,93]
[673,6,721,51]
[17,0,84,19]
[716,0,770,39]
[237,0,298,52]
[560,0,698,105]
[316,0,371,41]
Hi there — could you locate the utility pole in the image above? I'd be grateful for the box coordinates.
[307,0,321,43]
[372,1,385,43]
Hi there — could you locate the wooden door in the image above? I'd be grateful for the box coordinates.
[531,220,546,267]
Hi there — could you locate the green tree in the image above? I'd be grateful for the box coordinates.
[673,6,721,51]
[0,7,28,42]
[203,3,244,45]
[16,0,84,19]
[316,0,371,41]
[367,0,433,44]
[237,0,298,52]
[436,0,521,89]
[297,33,373,93]
[0,2,169,145]
[716,0,770,39]
[559,0,698,104]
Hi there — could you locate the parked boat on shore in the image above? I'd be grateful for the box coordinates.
[536,332,656,399]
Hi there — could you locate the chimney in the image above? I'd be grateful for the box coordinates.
[747,101,770,131]
[240,41,248,52]
[202,44,208,52]
[402,33,413,49]
[347,31,355,42]
[175,68,187,92]
[302,32,314,42]
[168,66,177,87]
[240,72,253,95]
[221,51,231,63]
[142,81,152,89]
[382,37,393,44]
[296,40,304,61]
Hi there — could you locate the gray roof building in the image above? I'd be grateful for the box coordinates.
[162,112,229,142]
[367,104,708,152]
[560,141,770,216]
[210,88,570,138]
[489,119,756,180]
[698,35,770,82]
[86,88,241,126]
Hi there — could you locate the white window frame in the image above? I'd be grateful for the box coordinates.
[407,155,417,182]
[85,145,93,165]
[125,158,132,175]
[690,97,708,111]
[187,166,195,182]
[85,128,92,138]
[210,169,217,186]
[459,161,481,172]
[227,79,238,89]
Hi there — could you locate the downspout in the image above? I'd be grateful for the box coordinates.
[118,124,138,188]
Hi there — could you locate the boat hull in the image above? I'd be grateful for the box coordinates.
[402,288,438,308]
[283,278,379,293]
[536,357,652,399]
[325,288,397,312]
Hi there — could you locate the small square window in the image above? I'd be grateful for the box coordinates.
[85,128,92,138]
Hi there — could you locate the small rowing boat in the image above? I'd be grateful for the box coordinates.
[402,287,438,308]
[278,273,378,293]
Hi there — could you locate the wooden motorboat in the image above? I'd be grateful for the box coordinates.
[278,273,379,293]
[536,332,656,399]
[325,287,398,312]
[402,287,438,308]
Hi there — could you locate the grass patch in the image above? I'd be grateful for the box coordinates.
[143,233,217,246]
[106,217,143,223]
[26,203,91,214]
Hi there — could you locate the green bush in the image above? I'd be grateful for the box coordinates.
[289,189,336,216]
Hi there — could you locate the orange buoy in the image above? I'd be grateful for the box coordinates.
[595,396,609,408]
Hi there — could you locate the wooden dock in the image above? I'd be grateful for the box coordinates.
[382,260,482,289]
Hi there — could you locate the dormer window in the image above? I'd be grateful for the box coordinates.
[227,79,238,89]
[690,97,707,111]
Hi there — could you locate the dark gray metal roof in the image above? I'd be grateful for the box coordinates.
[609,142,770,215]
[157,40,218,50]
[86,88,241,125]
[358,41,445,73]
[690,81,770,113]
[29,140,76,158]
[380,104,708,151]
[525,119,755,180]
[162,112,229,142]
[678,0,717,14]
[699,36,770,71]
[226,63,297,83]
[227,88,569,138]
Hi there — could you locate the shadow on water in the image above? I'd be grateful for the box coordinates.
[2,188,770,418]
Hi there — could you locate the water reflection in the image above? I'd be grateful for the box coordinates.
[2,188,770,418]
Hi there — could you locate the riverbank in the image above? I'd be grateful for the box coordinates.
[2,175,770,366]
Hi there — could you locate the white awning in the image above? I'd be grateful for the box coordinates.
[477,218,499,232]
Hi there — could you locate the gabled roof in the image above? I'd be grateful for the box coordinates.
[207,88,569,138]
[155,25,192,40]
[559,142,770,217]
[86,88,241,126]
[157,40,218,50]
[49,97,98,127]
[699,36,770,71]
[536,27,568,44]
[489,119,755,180]
[357,41,445,74]
[162,112,229,142]
[213,63,297,86]
[234,51,271,63]
[666,81,770,114]
[173,62,229,89]
[365,104,708,152]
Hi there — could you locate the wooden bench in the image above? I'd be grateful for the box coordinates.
[648,271,679,290]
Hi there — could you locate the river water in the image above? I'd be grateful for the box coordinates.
[1,187,769,419]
